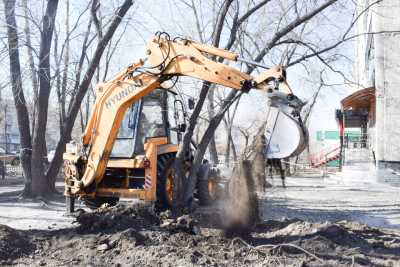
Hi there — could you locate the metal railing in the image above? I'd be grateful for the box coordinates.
[309,146,340,167]
[0,158,23,179]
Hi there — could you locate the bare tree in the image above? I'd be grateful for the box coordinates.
[173,0,276,212]
[45,0,134,188]
[2,0,33,195]
[2,0,134,197]
[178,0,340,209]
[25,0,58,196]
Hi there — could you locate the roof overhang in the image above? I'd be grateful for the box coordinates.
[341,87,375,111]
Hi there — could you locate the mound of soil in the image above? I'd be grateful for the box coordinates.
[75,203,160,233]
[0,224,34,263]
[1,203,399,266]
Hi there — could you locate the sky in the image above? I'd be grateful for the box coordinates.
[0,0,360,147]
[133,0,357,135]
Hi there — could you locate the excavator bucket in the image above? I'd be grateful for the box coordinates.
[264,91,308,159]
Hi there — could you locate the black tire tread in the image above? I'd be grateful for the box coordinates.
[156,153,176,211]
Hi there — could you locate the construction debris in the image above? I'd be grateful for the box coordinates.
[160,214,201,235]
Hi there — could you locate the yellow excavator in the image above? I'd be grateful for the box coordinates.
[63,32,307,212]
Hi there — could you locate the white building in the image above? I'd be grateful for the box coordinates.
[347,0,400,170]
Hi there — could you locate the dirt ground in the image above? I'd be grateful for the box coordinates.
[262,173,400,230]
[0,175,399,266]
[0,202,399,267]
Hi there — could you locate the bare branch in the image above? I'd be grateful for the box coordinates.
[253,0,338,64]
[91,0,103,39]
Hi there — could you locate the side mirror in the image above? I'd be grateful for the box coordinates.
[188,98,195,110]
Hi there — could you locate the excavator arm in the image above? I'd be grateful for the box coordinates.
[72,34,294,193]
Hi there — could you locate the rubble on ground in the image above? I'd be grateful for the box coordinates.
[0,203,399,266]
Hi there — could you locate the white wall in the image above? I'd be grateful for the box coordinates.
[373,1,400,164]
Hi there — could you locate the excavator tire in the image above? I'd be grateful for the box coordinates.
[83,196,119,210]
[156,153,176,211]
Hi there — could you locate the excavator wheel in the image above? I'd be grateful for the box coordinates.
[156,153,178,211]
[83,196,119,210]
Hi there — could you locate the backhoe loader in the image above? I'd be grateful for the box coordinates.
[63,32,307,212]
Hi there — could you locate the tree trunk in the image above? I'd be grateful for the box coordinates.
[53,29,63,137]
[59,0,69,137]
[252,133,266,192]
[204,0,235,166]
[31,0,59,196]
[3,0,33,196]
[223,97,240,166]
[207,89,219,165]
[184,90,241,203]
[173,82,210,214]
[223,118,231,166]
[22,0,39,137]
[230,132,238,163]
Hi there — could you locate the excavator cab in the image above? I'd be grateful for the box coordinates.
[110,89,171,158]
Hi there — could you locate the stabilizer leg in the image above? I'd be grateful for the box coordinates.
[66,196,75,214]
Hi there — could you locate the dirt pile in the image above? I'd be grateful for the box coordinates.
[0,224,34,263]
[1,204,399,266]
[252,219,400,266]
[75,203,159,233]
